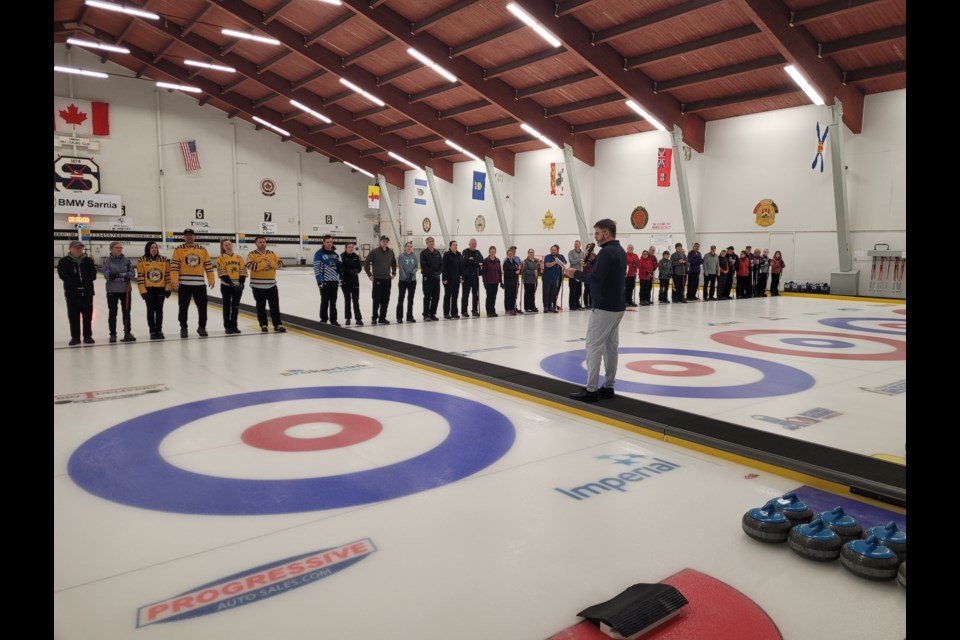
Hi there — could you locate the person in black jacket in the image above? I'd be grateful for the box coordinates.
[57,240,98,345]
[340,242,363,326]
[442,240,463,319]
[419,236,443,321]
[564,219,627,402]
[460,238,483,318]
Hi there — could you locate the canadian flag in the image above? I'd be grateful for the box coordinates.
[54,97,110,136]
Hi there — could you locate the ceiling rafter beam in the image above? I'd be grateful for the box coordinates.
[438,100,489,120]
[556,0,599,17]
[818,25,906,57]
[152,39,177,63]
[221,28,254,56]
[216,0,516,174]
[625,24,760,69]
[304,13,353,47]
[291,69,327,90]
[491,135,536,148]
[655,54,785,92]
[342,36,394,67]
[378,62,423,86]
[509,0,704,152]
[353,105,391,119]
[515,70,596,99]
[407,134,442,147]
[484,48,565,80]
[842,60,906,84]
[570,114,643,134]
[263,0,296,25]
[450,23,524,58]
[466,117,516,134]
[431,149,459,159]
[360,148,383,157]
[181,3,213,36]
[322,89,354,106]
[114,4,450,179]
[732,0,865,133]
[409,82,462,104]
[412,1,479,35]
[789,0,880,26]
[544,93,621,117]
[335,135,361,145]
[251,92,279,107]
[381,120,416,133]
[258,49,292,74]
[592,0,722,46]
[77,26,404,186]
[682,83,799,113]
[221,76,246,93]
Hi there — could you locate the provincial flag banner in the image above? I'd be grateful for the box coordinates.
[54,97,110,136]
[472,171,486,201]
[657,148,672,187]
[414,178,429,206]
[550,162,565,196]
[180,140,201,172]
[367,185,381,209]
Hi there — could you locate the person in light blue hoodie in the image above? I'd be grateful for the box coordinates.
[102,241,137,343]
[396,241,419,323]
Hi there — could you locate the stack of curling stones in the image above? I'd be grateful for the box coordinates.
[742,493,906,585]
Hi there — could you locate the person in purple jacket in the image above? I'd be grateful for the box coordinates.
[480,246,503,317]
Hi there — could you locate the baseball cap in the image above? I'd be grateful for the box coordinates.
[379,235,389,241]
[183,228,196,235]
[69,240,84,249]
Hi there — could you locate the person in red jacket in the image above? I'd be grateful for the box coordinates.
[637,249,655,306]
[736,250,751,298]
[624,244,641,307]
[770,251,786,296]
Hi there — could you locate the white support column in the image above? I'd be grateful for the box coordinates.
[562,144,590,245]
[828,100,859,295]
[155,91,168,248]
[376,174,402,247]
[670,125,696,249]
[424,167,451,247]
[484,157,512,250]
[231,122,240,242]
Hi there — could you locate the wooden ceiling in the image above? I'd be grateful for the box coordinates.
[54,0,906,187]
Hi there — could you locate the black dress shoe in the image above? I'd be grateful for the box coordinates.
[569,388,599,402]
[197,328,208,336]
[69,338,81,346]
[379,319,390,325]
[83,337,95,344]
[598,387,615,399]
[406,317,416,323]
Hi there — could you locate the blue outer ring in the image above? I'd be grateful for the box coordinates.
[781,338,855,348]
[68,387,516,515]
[540,348,815,398]
[818,317,906,336]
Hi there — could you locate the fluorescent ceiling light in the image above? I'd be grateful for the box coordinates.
[252,116,291,137]
[625,100,667,132]
[315,0,343,5]
[290,100,332,124]
[506,3,561,48]
[344,161,374,178]
[184,60,236,73]
[388,151,420,171]
[784,65,825,106]
[407,48,458,84]
[54,65,109,79]
[338,78,386,107]
[520,123,560,150]
[156,82,202,93]
[84,1,159,20]
[66,38,130,54]
[221,29,281,46]
[444,139,481,162]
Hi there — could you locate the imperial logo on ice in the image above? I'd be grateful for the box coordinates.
[136,538,376,627]
[555,454,682,501]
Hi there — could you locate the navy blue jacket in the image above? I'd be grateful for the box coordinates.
[574,239,626,312]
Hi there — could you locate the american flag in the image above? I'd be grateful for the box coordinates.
[180,140,201,172]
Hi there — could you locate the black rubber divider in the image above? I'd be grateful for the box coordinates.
[213,295,906,506]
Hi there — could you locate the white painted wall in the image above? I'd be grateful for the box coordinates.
[54,44,378,262]
[55,42,905,294]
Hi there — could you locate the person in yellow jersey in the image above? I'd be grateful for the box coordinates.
[170,228,216,338]
[216,238,247,335]
[136,240,172,340]
[246,235,287,333]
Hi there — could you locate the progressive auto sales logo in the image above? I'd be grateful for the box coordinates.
[137,538,376,627]
[555,453,682,501]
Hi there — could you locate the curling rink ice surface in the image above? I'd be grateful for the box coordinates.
[53,270,906,639]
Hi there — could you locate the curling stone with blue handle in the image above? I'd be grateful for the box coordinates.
[863,521,906,562]
[787,517,842,561]
[840,535,900,580]
[817,506,863,544]
[773,492,813,524]
[742,500,792,543]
